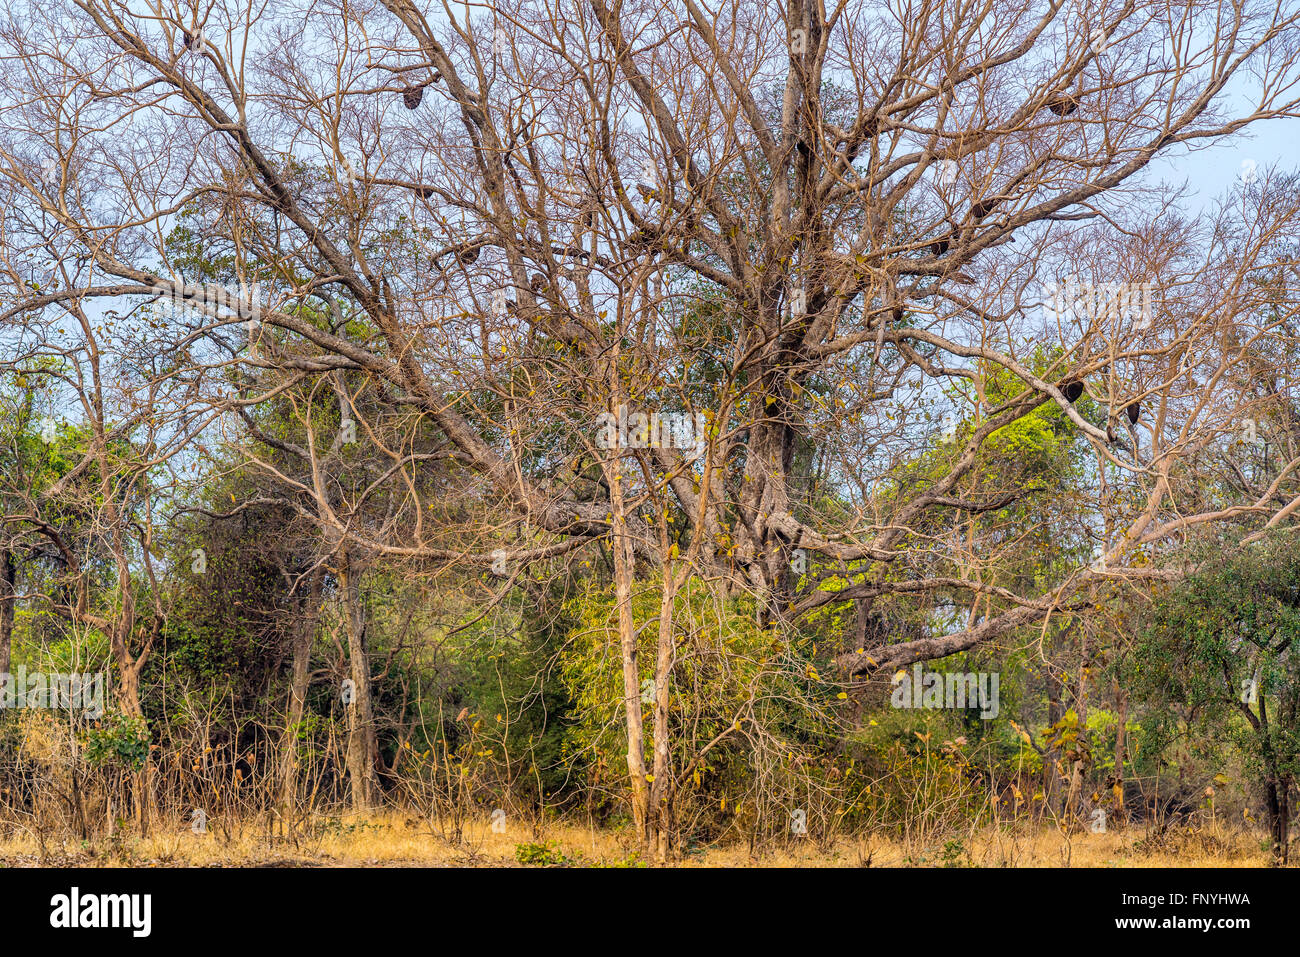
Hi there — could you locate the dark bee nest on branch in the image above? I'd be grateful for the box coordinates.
[403,86,424,109]
[1062,380,1085,403]
[1046,93,1079,116]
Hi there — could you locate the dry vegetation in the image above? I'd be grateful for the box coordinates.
[0,813,1271,868]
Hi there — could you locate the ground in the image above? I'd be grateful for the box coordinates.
[0,814,1276,867]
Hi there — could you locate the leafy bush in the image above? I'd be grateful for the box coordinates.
[83,714,150,771]
[514,841,570,866]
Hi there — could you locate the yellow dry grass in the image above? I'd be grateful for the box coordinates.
[0,813,1275,867]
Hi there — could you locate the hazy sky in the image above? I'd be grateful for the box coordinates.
[1146,82,1296,212]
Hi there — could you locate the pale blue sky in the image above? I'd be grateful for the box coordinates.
[1145,91,1296,211]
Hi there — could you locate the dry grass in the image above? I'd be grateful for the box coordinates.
[0,813,1275,867]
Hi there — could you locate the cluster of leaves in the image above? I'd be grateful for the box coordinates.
[83,714,151,771]
[1130,533,1300,788]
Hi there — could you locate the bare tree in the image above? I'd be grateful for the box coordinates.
[2,0,1300,852]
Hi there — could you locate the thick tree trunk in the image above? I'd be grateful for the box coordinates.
[117,657,144,718]
[338,552,378,812]
[1278,783,1290,865]
[114,657,149,834]
[279,569,323,810]
[736,414,796,622]
[1265,776,1290,865]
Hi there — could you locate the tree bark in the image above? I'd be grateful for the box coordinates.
[606,449,650,847]
[0,548,14,677]
[1065,631,1091,826]
[1112,680,1128,825]
[279,568,323,810]
[648,571,681,862]
[1264,776,1289,865]
[114,657,149,835]
[1044,669,1065,817]
[338,551,378,812]
[117,656,144,718]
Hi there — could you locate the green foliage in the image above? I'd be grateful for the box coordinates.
[83,714,151,771]
[1133,533,1300,786]
[560,577,761,775]
[162,500,298,692]
[514,841,571,866]
[558,574,838,836]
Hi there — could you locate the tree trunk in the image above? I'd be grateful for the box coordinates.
[1278,781,1290,866]
[1044,669,1064,817]
[606,450,650,847]
[117,657,144,718]
[0,548,14,677]
[114,659,149,834]
[1066,632,1091,826]
[338,551,378,812]
[648,572,680,862]
[1112,681,1127,825]
[1265,775,1290,865]
[279,569,323,810]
